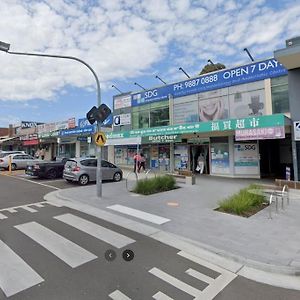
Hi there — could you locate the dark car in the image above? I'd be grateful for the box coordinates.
[25,157,68,179]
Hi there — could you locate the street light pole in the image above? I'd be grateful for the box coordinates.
[0,42,103,197]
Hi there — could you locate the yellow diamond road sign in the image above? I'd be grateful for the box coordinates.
[94,131,107,146]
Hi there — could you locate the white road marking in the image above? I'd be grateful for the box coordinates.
[46,201,63,207]
[0,240,44,297]
[5,208,17,213]
[1,174,60,190]
[15,221,97,268]
[149,267,201,298]
[185,268,214,285]
[21,206,38,213]
[152,291,174,299]
[0,212,8,219]
[33,203,44,208]
[178,251,237,300]
[109,290,131,300]
[107,205,170,225]
[54,213,135,249]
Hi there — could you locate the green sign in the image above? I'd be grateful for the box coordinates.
[106,114,286,140]
[142,134,182,144]
[38,131,59,138]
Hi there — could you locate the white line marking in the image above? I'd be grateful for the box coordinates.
[185,268,214,285]
[1,174,59,189]
[54,213,135,249]
[15,222,97,268]
[109,290,131,300]
[149,267,201,298]
[0,239,44,297]
[46,202,63,207]
[0,201,63,213]
[107,205,170,225]
[5,208,17,213]
[21,206,38,213]
[178,251,237,300]
[0,212,8,219]
[153,291,174,300]
[33,203,44,208]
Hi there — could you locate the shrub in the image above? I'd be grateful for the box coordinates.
[133,175,177,195]
[218,184,265,216]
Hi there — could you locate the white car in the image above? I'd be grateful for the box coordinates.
[0,153,39,170]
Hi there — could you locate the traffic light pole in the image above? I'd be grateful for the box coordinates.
[4,50,103,197]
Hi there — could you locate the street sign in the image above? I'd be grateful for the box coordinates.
[86,104,112,125]
[294,121,300,141]
[94,131,107,146]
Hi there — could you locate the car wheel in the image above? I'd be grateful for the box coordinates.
[46,169,57,179]
[79,174,89,186]
[113,172,122,182]
[11,163,17,171]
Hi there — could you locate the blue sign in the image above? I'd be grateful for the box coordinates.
[102,114,113,127]
[131,58,287,106]
[59,125,95,136]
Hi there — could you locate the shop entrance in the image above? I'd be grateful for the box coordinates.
[259,136,293,179]
[190,144,210,174]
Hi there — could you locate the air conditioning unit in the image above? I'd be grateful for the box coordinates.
[286,36,300,47]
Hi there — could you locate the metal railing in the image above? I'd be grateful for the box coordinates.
[125,171,138,192]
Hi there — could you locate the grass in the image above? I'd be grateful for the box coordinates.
[133,175,177,195]
[217,184,266,217]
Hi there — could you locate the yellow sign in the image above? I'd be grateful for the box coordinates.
[94,131,107,146]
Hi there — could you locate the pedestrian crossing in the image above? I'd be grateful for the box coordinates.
[107,204,171,225]
[0,201,62,219]
[0,210,236,299]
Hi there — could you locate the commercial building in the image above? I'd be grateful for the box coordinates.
[108,55,294,179]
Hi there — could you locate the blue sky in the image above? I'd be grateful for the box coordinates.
[0,0,299,127]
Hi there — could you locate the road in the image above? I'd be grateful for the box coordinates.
[0,172,300,300]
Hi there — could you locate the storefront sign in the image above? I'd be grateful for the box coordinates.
[235,126,285,140]
[234,143,259,175]
[78,115,113,128]
[293,121,300,141]
[23,139,39,146]
[142,134,182,144]
[77,136,88,142]
[113,114,131,126]
[131,58,287,106]
[114,94,131,109]
[19,134,38,141]
[38,131,59,138]
[59,125,95,136]
[21,121,43,128]
[107,114,286,139]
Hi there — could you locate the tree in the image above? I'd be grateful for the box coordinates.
[199,63,226,75]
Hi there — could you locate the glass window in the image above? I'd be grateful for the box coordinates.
[132,110,149,129]
[150,106,169,127]
[271,76,289,113]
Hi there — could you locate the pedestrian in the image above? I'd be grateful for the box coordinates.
[133,152,141,173]
[138,153,146,172]
[35,149,40,159]
[40,148,45,160]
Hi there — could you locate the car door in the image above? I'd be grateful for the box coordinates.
[101,160,112,180]
[23,155,36,168]
[11,154,23,169]
[80,159,97,182]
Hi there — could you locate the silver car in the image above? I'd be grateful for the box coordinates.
[0,153,39,170]
[63,158,123,185]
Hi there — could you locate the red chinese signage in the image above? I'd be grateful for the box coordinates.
[23,139,39,146]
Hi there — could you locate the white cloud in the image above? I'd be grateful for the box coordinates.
[0,0,299,102]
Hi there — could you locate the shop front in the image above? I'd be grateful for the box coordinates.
[107,113,291,178]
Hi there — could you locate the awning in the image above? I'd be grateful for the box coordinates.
[0,137,19,144]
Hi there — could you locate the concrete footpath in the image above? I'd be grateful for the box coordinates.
[44,175,300,286]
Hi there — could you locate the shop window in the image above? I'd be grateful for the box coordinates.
[150,106,169,127]
[132,110,149,129]
[271,76,289,113]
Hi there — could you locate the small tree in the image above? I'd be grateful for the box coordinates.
[200,63,226,75]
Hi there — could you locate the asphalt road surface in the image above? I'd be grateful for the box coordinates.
[0,173,300,299]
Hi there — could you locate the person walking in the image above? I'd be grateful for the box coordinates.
[138,153,146,172]
[133,152,141,173]
[40,148,46,160]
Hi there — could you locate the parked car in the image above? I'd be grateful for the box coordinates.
[63,158,123,185]
[0,153,39,170]
[0,150,25,158]
[25,157,69,179]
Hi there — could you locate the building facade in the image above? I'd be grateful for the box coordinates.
[107,58,293,179]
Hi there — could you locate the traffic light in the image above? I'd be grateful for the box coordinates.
[86,104,111,125]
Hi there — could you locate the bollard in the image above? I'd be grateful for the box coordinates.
[8,155,12,175]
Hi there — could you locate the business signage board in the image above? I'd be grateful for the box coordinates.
[107,114,285,139]
[113,114,131,126]
[60,125,95,136]
[235,126,285,140]
[293,121,300,141]
[142,134,182,144]
[131,58,287,106]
